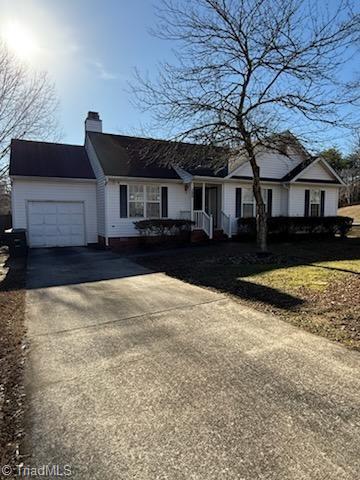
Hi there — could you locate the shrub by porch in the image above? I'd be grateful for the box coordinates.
[237,216,353,239]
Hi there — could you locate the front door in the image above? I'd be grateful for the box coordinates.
[205,187,218,228]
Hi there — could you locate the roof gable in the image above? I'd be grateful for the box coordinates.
[228,147,306,180]
[297,160,334,181]
[10,139,95,179]
[291,158,344,185]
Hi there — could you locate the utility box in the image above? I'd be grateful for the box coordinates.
[3,228,28,257]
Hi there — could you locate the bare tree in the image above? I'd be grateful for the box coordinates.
[133,0,360,251]
[0,41,59,179]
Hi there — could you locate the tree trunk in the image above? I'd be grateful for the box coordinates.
[243,136,268,252]
[256,201,267,251]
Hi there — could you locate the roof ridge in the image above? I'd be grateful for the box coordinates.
[88,131,226,150]
[11,138,84,149]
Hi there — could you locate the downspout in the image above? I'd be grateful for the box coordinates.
[104,177,109,247]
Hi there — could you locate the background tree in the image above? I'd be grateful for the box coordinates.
[0,40,59,180]
[341,134,360,204]
[133,0,360,251]
[319,148,348,173]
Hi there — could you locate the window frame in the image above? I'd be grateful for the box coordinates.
[127,183,163,219]
[241,187,268,218]
[310,189,321,217]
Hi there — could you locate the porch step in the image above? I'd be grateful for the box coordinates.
[191,230,209,243]
[191,229,227,243]
[213,229,228,240]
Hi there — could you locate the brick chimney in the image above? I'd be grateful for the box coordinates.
[85,111,102,133]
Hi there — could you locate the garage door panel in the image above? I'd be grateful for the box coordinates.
[29,214,44,225]
[57,214,71,224]
[58,225,71,235]
[70,214,84,224]
[41,203,57,214]
[70,203,83,214]
[44,225,58,235]
[71,225,83,235]
[28,201,85,248]
[44,214,57,225]
[31,225,45,236]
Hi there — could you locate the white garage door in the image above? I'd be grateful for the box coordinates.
[28,201,86,247]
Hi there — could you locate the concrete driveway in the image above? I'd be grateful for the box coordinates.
[25,247,360,479]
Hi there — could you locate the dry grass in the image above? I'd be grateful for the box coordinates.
[0,248,27,471]
[338,204,360,223]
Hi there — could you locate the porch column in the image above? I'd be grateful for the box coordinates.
[190,182,194,221]
[202,182,205,212]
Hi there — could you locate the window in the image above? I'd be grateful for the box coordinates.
[146,185,161,218]
[310,189,320,217]
[128,184,161,218]
[129,185,144,217]
[242,188,255,217]
[242,188,268,217]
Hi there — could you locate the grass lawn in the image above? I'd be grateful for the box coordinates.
[136,238,360,351]
[338,204,360,223]
[0,247,26,469]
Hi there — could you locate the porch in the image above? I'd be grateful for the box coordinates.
[180,183,232,239]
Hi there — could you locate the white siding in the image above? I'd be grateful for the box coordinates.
[85,135,106,236]
[12,179,97,244]
[230,147,304,180]
[222,183,284,234]
[297,161,335,181]
[288,185,339,216]
[106,179,191,237]
[280,187,289,216]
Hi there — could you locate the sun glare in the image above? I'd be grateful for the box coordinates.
[2,21,39,60]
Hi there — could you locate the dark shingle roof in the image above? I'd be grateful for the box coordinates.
[88,132,229,179]
[10,139,95,179]
[187,166,228,177]
[88,132,181,179]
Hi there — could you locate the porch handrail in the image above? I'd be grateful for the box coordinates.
[221,211,232,238]
[202,211,213,239]
[193,210,213,239]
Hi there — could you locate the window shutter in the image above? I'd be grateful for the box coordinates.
[304,189,310,217]
[120,185,128,218]
[267,189,273,217]
[161,186,168,218]
[235,188,242,217]
[320,190,325,217]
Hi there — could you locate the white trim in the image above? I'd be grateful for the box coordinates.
[293,181,341,187]
[107,175,181,183]
[10,175,96,183]
[290,157,346,185]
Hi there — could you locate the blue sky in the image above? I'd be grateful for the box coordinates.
[0,0,174,144]
[0,0,358,152]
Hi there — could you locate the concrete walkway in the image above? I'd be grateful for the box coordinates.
[25,247,360,479]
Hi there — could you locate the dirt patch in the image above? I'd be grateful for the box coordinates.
[0,247,27,471]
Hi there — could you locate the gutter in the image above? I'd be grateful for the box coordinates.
[10,175,96,183]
